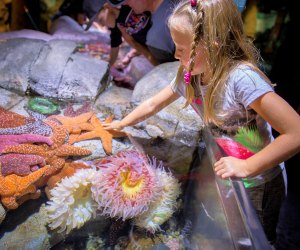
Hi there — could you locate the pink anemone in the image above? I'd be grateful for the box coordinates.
[91,150,161,220]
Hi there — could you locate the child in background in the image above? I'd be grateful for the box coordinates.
[103,0,300,243]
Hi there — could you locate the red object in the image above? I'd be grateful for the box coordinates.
[215,138,255,159]
[191,0,197,8]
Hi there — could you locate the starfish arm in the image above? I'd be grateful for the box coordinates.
[0,154,46,176]
[0,134,52,146]
[1,197,18,210]
[3,144,47,156]
[54,144,92,157]
[45,157,66,176]
[48,112,94,126]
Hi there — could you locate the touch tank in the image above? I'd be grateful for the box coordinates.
[0,112,272,249]
[0,36,271,250]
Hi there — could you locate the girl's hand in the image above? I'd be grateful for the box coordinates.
[102,120,124,131]
[214,156,250,179]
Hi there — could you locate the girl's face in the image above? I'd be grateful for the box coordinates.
[170,24,208,76]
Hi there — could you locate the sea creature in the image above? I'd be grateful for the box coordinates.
[0,108,52,136]
[91,150,161,220]
[0,134,52,152]
[63,101,92,117]
[70,114,127,154]
[3,143,92,177]
[27,97,59,115]
[46,168,98,234]
[46,162,90,190]
[2,118,90,177]
[0,153,46,176]
[0,107,29,128]
[45,161,91,198]
[133,166,181,233]
[0,164,49,209]
[44,119,68,148]
[48,112,94,134]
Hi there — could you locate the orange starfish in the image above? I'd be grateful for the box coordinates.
[69,115,127,154]
[0,164,49,209]
[45,119,68,148]
[0,107,30,128]
[48,112,95,134]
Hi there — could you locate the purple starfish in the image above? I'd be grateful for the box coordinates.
[0,153,46,176]
[0,134,53,153]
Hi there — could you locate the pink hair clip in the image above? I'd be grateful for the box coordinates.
[184,71,192,85]
[190,0,197,8]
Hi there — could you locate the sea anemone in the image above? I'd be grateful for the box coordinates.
[133,166,181,233]
[91,150,161,220]
[46,168,97,234]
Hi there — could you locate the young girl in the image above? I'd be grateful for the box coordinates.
[103,0,300,243]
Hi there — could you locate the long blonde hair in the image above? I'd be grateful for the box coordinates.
[168,0,268,125]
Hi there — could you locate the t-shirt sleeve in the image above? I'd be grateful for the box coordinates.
[170,77,186,97]
[110,27,122,48]
[110,6,131,48]
[233,67,274,108]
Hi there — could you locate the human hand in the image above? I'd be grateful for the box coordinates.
[214,156,250,179]
[102,120,124,131]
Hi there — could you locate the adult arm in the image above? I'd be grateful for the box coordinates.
[117,24,159,66]
[109,47,119,66]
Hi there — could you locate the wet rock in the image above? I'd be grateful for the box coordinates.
[0,38,110,101]
[0,204,50,250]
[94,84,133,120]
[0,17,110,44]
[75,138,133,161]
[57,53,110,101]
[0,38,46,94]
[0,29,53,41]
[29,39,77,97]
[0,203,6,224]
[50,16,110,44]
[0,88,24,109]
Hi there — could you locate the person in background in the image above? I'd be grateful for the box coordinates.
[83,0,152,67]
[103,0,300,244]
[107,0,178,65]
[99,2,151,67]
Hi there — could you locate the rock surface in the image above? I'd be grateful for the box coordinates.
[0,38,110,101]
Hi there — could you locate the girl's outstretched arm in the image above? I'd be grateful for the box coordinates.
[214,92,300,179]
[103,85,179,130]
